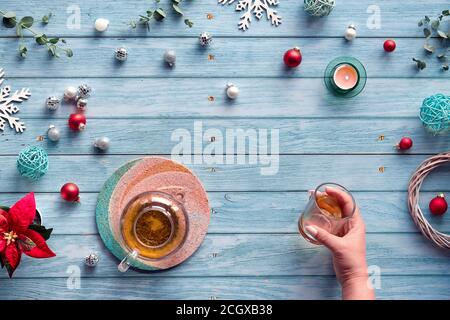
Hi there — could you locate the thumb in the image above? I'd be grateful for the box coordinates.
[304,225,341,252]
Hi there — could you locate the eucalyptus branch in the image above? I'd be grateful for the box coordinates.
[414,9,450,70]
[0,10,73,58]
[129,0,193,30]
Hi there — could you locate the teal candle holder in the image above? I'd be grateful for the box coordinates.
[324,56,367,98]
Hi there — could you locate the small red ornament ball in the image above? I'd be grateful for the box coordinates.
[60,183,80,202]
[68,113,86,131]
[397,137,413,150]
[429,194,448,216]
[283,47,302,68]
[383,39,396,52]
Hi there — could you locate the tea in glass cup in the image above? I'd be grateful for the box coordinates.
[118,191,188,272]
[298,182,355,245]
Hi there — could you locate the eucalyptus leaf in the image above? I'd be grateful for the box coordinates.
[184,18,193,28]
[35,33,48,45]
[15,24,23,37]
[424,43,435,53]
[42,13,52,24]
[442,10,450,16]
[437,30,448,38]
[437,52,447,59]
[423,28,431,37]
[66,48,73,57]
[413,58,427,70]
[431,20,440,30]
[20,16,34,28]
[2,11,17,28]
[18,44,27,58]
[153,8,166,21]
[48,37,59,44]
[443,64,449,71]
[172,4,184,15]
[418,20,423,27]
[424,15,430,23]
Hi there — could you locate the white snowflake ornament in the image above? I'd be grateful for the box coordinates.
[219,0,282,31]
[0,69,31,133]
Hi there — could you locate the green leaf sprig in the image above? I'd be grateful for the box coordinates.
[414,9,450,71]
[0,10,72,58]
[129,0,193,30]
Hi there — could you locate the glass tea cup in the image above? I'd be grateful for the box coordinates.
[298,182,356,245]
[117,191,189,272]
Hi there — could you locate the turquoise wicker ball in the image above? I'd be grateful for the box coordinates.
[17,146,49,181]
[304,0,335,17]
[419,93,450,135]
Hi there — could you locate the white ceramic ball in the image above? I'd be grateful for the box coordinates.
[94,137,111,151]
[164,50,176,66]
[226,84,239,99]
[94,18,109,32]
[64,86,78,101]
[344,25,357,41]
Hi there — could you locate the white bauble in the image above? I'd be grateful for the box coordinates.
[344,24,357,41]
[226,83,239,99]
[94,18,109,32]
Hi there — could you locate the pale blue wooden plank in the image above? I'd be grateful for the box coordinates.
[0,276,449,300]
[4,78,448,119]
[0,38,448,78]
[1,118,449,155]
[0,155,448,192]
[2,191,448,234]
[1,233,449,278]
[0,0,447,37]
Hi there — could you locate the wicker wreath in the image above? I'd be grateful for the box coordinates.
[408,151,450,249]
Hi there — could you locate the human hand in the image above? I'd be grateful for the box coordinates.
[305,187,375,300]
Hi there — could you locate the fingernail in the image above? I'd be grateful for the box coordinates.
[305,226,318,236]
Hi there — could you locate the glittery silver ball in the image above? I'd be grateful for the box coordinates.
[47,125,61,142]
[115,47,128,61]
[77,84,91,98]
[164,50,176,67]
[76,98,88,111]
[46,96,60,111]
[199,32,212,47]
[64,86,78,101]
[94,136,111,151]
[84,253,99,267]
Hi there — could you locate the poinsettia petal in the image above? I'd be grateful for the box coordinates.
[17,234,36,252]
[9,193,36,233]
[0,239,6,253]
[0,213,8,233]
[4,243,21,270]
[22,229,55,258]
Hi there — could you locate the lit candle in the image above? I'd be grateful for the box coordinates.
[332,64,359,91]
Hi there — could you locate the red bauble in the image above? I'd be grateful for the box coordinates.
[383,39,396,52]
[397,137,413,150]
[60,183,80,202]
[68,113,86,131]
[429,194,448,216]
[283,47,302,68]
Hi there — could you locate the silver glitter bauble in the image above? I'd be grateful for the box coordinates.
[46,96,60,111]
[64,86,78,101]
[77,84,91,98]
[226,83,239,99]
[47,125,61,142]
[344,24,357,41]
[94,136,111,151]
[76,98,88,111]
[115,47,128,61]
[84,253,99,267]
[199,32,212,46]
[164,50,176,67]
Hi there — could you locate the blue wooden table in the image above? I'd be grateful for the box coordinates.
[0,0,449,299]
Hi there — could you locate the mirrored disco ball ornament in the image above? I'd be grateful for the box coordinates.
[199,32,212,46]
[115,47,128,61]
[84,253,99,267]
[77,84,91,98]
[46,96,60,111]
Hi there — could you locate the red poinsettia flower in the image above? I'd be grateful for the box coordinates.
[0,193,55,277]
